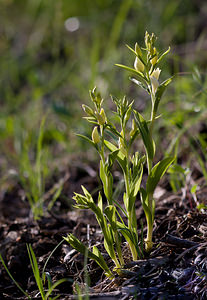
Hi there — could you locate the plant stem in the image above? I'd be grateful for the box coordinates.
[145,223,153,252]
[145,89,156,251]
[100,125,113,205]
[123,142,138,260]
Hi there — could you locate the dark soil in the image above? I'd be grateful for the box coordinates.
[0,163,207,300]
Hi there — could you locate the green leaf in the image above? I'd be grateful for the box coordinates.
[45,278,69,300]
[117,222,142,258]
[157,46,171,64]
[104,205,117,232]
[100,159,113,203]
[146,157,175,195]
[92,246,113,278]
[133,111,155,160]
[81,185,93,200]
[27,244,45,300]
[129,77,148,91]
[117,222,134,244]
[191,184,197,194]
[115,64,146,83]
[104,140,127,172]
[108,150,119,170]
[64,235,113,277]
[140,189,153,226]
[105,125,122,139]
[76,134,97,148]
[125,44,138,56]
[167,164,186,174]
[100,159,107,192]
[0,253,31,299]
[103,227,116,262]
[153,77,173,114]
[129,164,143,199]
[97,192,103,212]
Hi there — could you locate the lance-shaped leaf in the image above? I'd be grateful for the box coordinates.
[100,160,113,204]
[97,192,103,212]
[129,163,143,200]
[104,140,127,173]
[107,150,119,171]
[76,134,98,149]
[157,46,171,64]
[64,234,113,277]
[129,77,148,91]
[133,111,155,160]
[104,206,118,232]
[104,205,124,265]
[117,222,142,258]
[140,188,153,227]
[146,156,175,195]
[153,77,173,115]
[115,64,146,84]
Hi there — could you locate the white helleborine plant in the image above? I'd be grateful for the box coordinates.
[65,32,174,279]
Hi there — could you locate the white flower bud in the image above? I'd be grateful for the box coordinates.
[150,76,159,95]
[151,68,161,80]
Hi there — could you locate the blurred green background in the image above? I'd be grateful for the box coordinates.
[1,0,207,186]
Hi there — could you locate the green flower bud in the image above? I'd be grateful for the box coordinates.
[92,126,100,144]
[100,108,107,123]
[95,111,105,125]
[135,42,142,56]
[151,48,158,65]
[145,31,150,49]
[82,104,94,116]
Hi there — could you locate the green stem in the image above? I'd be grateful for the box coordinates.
[121,126,138,260]
[100,125,113,205]
[128,210,138,260]
[144,194,154,252]
[145,223,153,252]
[115,232,125,265]
[145,89,156,251]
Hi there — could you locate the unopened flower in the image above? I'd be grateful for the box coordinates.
[92,126,100,144]
[150,68,161,95]
[151,68,161,80]
[135,42,142,56]
[134,57,145,72]
[100,108,107,124]
[95,111,105,125]
[151,47,158,65]
[82,104,94,116]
